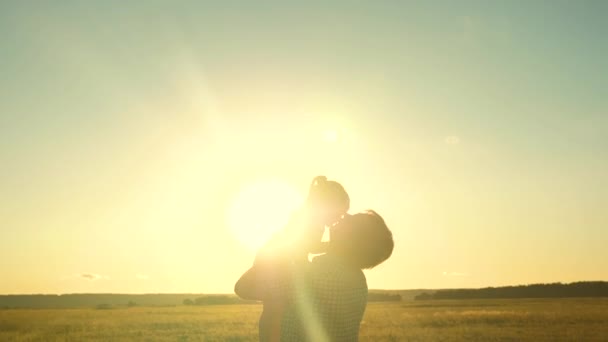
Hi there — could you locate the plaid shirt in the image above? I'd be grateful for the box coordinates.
[271,254,368,342]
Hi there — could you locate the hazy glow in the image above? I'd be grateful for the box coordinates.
[323,130,339,143]
[0,2,606,294]
[227,180,304,250]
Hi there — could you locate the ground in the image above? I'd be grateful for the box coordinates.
[1,298,608,341]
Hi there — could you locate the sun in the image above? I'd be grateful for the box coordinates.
[227,179,304,250]
[322,129,339,143]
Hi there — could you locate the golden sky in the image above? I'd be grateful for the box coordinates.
[1,1,607,294]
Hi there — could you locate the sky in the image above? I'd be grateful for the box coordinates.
[1,1,606,294]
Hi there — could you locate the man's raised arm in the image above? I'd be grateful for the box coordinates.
[234,228,296,301]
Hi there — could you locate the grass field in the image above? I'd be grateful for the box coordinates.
[1,298,608,341]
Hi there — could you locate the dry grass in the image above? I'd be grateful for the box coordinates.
[2,298,608,341]
[361,298,608,341]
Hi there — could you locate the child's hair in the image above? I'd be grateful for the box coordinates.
[333,210,394,269]
[309,176,350,215]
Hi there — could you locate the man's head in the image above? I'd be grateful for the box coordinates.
[328,210,394,269]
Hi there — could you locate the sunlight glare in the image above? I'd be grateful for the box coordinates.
[227,179,304,250]
[323,129,339,143]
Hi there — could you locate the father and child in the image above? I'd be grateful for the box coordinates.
[235,176,394,341]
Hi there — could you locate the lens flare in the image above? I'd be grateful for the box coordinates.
[227,179,304,250]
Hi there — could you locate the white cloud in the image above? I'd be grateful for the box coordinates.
[79,273,109,281]
[445,136,460,144]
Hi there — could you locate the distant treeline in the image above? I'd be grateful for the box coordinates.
[0,292,402,309]
[183,296,245,306]
[415,282,608,300]
[367,293,402,302]
[5,283,604,308]
[0,294,256,309]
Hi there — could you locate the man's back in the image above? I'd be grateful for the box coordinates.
[281,254,368,341]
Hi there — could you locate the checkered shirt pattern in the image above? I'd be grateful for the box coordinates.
[276,254,368,342]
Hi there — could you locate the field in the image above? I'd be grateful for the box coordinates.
[1,298,608,341]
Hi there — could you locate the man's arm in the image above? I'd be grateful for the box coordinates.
[236,242,303,302]
[234,188,329,301]
[234,265,266,300]
[234,210,312,301]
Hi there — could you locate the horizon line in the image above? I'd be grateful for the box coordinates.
[2,280,607,296]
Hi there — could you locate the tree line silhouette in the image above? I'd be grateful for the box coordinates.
[367,292,402,302]
[182,295,245,306]
[0,291,402,309]
[3,283,605,308]
[0,294,255,309]
[415,282,608,300]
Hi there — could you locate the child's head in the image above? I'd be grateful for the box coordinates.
[307,176,350,226]
[328,210,394,269]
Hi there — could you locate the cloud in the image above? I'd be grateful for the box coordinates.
[135,274,150,280]
[79,273,109,281]
[442,271,469,277]
[445,136,460,144]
